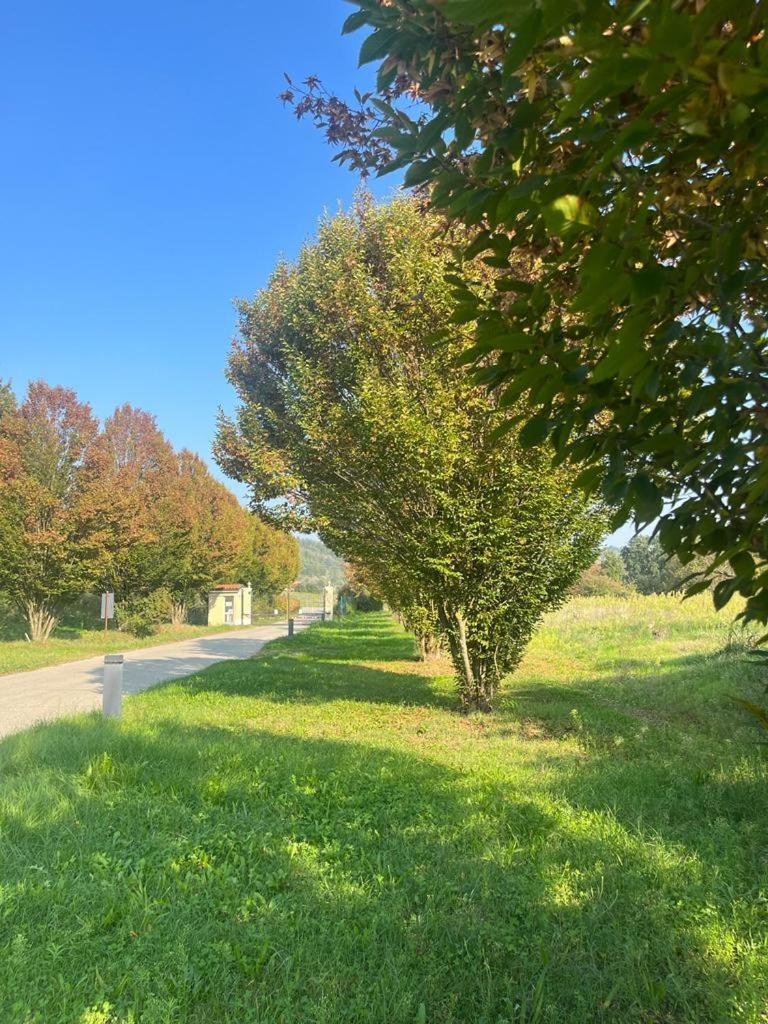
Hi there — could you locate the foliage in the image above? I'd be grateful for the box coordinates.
[339,562,384,613]
[0,383,297,638]
[216,197,605,707]
[621,535,685,596]
[116,588,173,637]
[96,404,179,601]
[1,604,766,1022]
[288,0,768,624]
[600,547,626,583]
[570,560,632,598]
[0,383,115,640]
[236,520,299,598]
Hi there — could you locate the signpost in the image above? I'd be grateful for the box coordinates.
[101,592,115,635]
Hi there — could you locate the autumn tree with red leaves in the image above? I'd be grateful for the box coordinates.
[0,382,112,640]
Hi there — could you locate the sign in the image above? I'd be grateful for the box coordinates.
[100,592,115,620]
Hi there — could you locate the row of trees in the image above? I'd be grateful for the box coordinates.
[285,0,767,626]
[576,537,726,598]
[0,381,298,640]
[216,197,607,709]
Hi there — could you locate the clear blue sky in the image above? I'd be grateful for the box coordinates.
[0,0,393,485]
[0,0,634,546]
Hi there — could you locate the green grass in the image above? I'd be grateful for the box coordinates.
[0,619,283,676]
[1,598,767,1023]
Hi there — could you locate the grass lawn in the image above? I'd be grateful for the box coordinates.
[0,619,283,676]
[1,598,767,1023]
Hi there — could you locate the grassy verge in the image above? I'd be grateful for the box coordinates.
[0,618,283,676]
[0,599,766,1023]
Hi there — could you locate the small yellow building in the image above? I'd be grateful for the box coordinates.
[207,583,252,626]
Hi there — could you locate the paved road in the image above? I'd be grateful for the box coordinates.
[0,618,315,739]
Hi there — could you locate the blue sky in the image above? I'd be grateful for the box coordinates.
[0,0,634,546]
[0,0,392,475]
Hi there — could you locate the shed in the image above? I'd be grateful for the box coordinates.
[207,583,252,627]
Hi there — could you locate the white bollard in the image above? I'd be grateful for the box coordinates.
[103,654,124,719]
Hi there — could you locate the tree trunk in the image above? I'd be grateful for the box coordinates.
[442,608,495,712]
[170,600,188,626]
[24,601,59,642]
[417,632,442,662]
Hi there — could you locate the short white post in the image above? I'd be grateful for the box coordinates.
[103,654,124,719]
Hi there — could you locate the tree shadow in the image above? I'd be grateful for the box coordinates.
[0,714,750,1023]
[499,659,768,898]
[177,651,455,711]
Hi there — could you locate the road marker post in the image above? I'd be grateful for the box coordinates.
[103,654,124,719]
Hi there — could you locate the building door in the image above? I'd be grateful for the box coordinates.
[224,595,235,624]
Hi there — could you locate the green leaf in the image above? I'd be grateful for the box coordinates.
[730,551,756,578]
[543,195,597,238]
[442,0,512,26]
[502,8,543,77]
[713,577,739,610]
[573,464,604,494]
[519,413,550,448]
[342,10,370,34]
[403,161,436,187]
[591,339,646,385]
[631,473,663,523]
[486,332,531,352]
[450,303,479,325]
[359,28,398,67]
[489,417,518,443]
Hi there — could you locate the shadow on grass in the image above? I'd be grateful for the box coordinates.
[181,652,455,710]
[0,712,749,1023]
[499,661,768,888]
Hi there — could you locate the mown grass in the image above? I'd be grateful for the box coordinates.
[1,599,767,1023]
[0,619,282,676]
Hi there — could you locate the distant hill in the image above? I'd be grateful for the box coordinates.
[297,536,346,589]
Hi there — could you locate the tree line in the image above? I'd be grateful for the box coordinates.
[575,536,730,598]
[0,380,298,640]
[216,197,606,709]
[283,0,767,627]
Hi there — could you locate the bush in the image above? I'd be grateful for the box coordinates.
[571,563,634,599]
[117,589,172,637]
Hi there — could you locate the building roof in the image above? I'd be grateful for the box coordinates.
[210,583,244,592]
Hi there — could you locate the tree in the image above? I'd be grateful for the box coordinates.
[0,382,111,639]
[236,516,299,597]
[96,404,178,600]
[570,561,632,598]
[158,451,247,624]
[620,535,685,595]
[216,197,605,708]
[286,1,768,624]
[600,548,626,583]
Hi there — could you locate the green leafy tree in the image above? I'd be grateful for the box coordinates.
[621,535,686,595]
[286,0,768,624]
[600,547,627,583]
[158,451,248,624]
[216,198,605,708]
[237,517,300,597]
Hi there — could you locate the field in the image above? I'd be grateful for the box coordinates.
[0,620,282,676]
[1,596,767,1023]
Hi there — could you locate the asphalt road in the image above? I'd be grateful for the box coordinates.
[0,619,313,739]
